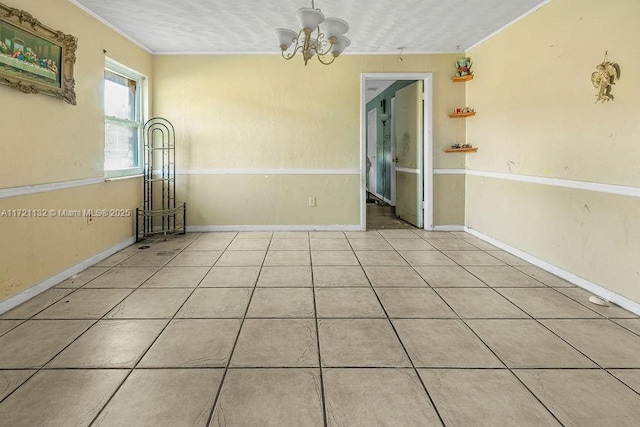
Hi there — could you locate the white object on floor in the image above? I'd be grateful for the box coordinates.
[588,295,610,307]
[464,227,640,316]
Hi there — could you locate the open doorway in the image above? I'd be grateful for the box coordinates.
[361,73,433,231]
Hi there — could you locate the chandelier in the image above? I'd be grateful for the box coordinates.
[275,0,350,66]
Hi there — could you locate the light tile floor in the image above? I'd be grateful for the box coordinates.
[1,230,640,426]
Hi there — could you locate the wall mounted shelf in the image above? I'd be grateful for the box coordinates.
[445,147,478,153]
[448,112,476,118]
[451,75,474,82]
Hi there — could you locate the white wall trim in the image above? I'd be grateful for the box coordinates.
[362,73,436,81]
[155,51,282,56]
[0,236,135,315]
[174,169,359,176]
[434,168,467,175]
[432,169,640,198]
[343,51,461,56]
[153,51,461,56]
[187,225,363,232]
[432,225,466,231]
[396,167,420,175]
[466,0,553,52]
[464,227,640,316]
[0,177,104,199]
[466,170,640,198]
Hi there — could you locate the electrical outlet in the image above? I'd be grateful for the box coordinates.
[309,197,316,207]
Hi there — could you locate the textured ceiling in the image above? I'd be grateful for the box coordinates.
[71,0,548,54]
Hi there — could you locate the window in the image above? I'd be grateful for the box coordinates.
[104,58,145,177]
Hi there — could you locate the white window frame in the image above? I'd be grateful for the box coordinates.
[104,57,145,179]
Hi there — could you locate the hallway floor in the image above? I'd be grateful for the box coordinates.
[1,230,639,426]
[366,202,416,229]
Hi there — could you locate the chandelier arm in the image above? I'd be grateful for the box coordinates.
[282,42,304,60]
[316,54,336,66]
[282,29,307,60]
[314,28,333,56]
[281,50,296,61]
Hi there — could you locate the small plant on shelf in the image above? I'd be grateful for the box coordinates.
[455,57,472,77]
[452,57,474,81]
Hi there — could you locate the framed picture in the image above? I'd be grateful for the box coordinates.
[0,3,77,105]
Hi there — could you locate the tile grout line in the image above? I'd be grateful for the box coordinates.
[454,253,640,398]
[427,275,567,426]
[380,229,571,425]
[434,237,640,415]
[2,231,640,420]
[0,320,25,339]
[527,316,640,398]
[347,232,448,426]
[0,277,144,406]
[0,247,148,403]
[4,365,618,371]
[22,315,612,321]
[1,256,123,323]
[60,262,116,290]
[425,236,601,423]
[84,234,222,425]
[203,232,271,427]
[310,235,330,427]
[610,320,640,338]
[457,258,620,321]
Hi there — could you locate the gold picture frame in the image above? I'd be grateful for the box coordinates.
[0,2,77,105]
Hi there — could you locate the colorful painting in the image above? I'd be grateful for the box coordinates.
[0,3,77,104]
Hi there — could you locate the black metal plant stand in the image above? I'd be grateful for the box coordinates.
[135,117,186,241]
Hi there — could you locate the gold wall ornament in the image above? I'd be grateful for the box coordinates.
[591,52,620,103]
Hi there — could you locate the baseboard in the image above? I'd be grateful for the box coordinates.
[186,225,363,232]
[464,227,640,315]
[0,236,135,315]
[431,225,465,231]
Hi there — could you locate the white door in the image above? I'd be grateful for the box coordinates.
[367,109,377,195]
[394,81,423,228]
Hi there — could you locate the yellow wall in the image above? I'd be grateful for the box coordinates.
[0,0,151,300]
[180,175,359,227]
[0,181,142,299]
[466,0,640,301]
[152,53,467,227]
[434,175,465,225]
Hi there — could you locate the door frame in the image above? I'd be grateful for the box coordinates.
[366,108,377,196]
[390,96,397,206]
[360,73,434,230]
